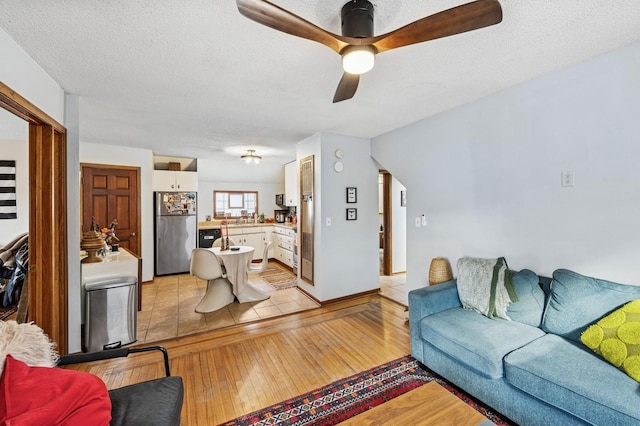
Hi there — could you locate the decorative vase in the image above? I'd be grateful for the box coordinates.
[429,257,453,285]
[81,231,105,263]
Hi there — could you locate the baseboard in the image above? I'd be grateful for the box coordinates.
[319,289,381,306]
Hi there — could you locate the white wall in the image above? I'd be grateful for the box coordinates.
[197,157,287,186]
[0,136,29,240]
[80,142,155,282]
[372,40,640,290]
[65,94,82,353]
[0,27,64,123]
[297,132,380,301]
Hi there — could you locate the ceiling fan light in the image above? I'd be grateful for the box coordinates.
[342,47,375,75]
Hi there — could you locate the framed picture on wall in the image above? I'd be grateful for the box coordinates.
[401,190,406,207]
[346,208,357,220]
[346,187,357,203]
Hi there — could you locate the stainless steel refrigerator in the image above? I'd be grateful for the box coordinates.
[154,191,197,276]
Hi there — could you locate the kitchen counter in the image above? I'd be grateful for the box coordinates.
[273,223,297,230]
[81,247,142,311]
[198,221,296,230]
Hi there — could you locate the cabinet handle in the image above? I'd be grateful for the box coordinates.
[131,232,136,237]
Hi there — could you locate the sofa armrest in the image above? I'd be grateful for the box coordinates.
[408,279,461,321]
[408,280,461,362]
[58,346,172,377]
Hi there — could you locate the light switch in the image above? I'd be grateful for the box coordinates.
[326,217,332,227]
[561,170,575,187]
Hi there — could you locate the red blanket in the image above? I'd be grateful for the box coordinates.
[0,355,111,426]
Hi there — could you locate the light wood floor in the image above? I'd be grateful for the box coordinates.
[64,294,411,425]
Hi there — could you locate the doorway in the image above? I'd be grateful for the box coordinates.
[378,170,407,305]
[0,82,69,353]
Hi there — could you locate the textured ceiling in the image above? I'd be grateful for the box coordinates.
[1,1,640,174]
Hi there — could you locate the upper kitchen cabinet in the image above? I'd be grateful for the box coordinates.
[284,161,298,207]
[153,170,198,192]
[152,156,198,192]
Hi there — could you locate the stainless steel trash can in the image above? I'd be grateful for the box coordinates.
[84,276,137,352]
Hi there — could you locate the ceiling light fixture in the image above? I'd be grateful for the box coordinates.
[241,149,262,164]
[341,45,376,75]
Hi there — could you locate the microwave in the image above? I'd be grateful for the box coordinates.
[275,194,285,206]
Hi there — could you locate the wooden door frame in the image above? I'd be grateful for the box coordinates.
[0,81,68,353]
[380,170,392,276]
[80,163,142,257]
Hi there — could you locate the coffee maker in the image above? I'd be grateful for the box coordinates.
[275,210,288,223]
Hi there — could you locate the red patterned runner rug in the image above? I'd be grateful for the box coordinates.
[219,355,513,426]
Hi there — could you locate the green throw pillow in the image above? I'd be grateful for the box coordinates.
[581,299,640,382]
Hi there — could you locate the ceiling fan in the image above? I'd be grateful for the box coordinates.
[236,0,503,103]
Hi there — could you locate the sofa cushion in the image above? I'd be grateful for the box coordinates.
[506,269,545,327]
[419,307,545,379]
[541,269,640,343]
[504,334,640,425]
[581,299,640,382]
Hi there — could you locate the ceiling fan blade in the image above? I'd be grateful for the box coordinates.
[369,0,503,53]
[333,73,360,103]
[237,0,353,54]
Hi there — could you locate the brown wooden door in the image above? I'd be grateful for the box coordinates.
[81,164,140,256]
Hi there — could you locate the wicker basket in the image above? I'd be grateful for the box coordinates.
[429,257,453,285]
[168,162,181,171]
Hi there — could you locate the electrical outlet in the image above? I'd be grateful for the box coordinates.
[561,170,575,187]
[415,217,421,228]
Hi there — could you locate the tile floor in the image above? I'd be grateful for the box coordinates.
[379,273,408,305]
[137,262,319,344]
[138,260,408,345]
[377,248,408,305]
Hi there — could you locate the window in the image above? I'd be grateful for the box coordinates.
[214,190,258,219]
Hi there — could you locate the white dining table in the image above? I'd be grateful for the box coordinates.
[209,246,270,303]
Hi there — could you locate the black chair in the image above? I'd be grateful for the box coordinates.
[58,346,184,426]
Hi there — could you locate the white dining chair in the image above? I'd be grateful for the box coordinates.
[212,237,237,247]
[248,241,272,275]
[190,248,235,313]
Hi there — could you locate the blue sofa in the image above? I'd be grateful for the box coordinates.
[409,268,640,426]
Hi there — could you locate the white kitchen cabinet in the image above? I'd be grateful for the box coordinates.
[284,161,298,207]
[243,232,266,260]
[152,170,198,192]
[273,246,293,267]
[225,227,267,260]
[226,227,244,240]
[272,225,295,268]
